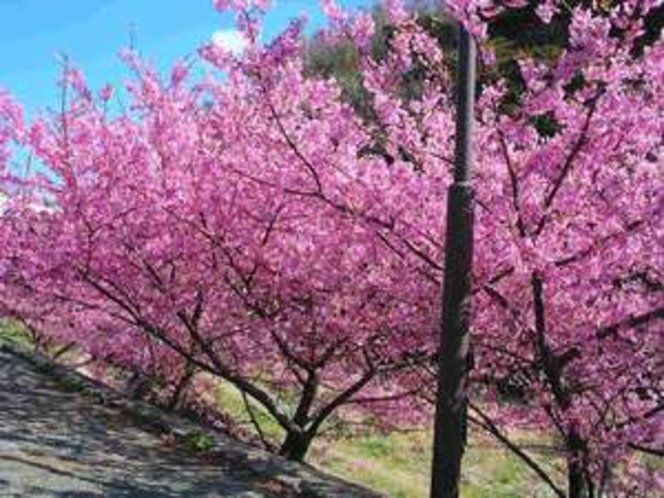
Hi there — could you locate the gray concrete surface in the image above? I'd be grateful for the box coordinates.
[0,345,382,498]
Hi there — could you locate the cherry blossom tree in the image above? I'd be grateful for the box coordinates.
[0,36,439,460]
[0,1,662,495]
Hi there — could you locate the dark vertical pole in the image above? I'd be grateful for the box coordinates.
[430,25,476,498]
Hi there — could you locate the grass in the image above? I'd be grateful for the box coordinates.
[0,319,33,348]
[212,380,563,497]
[310,429,562,498]
[213,381,286,442]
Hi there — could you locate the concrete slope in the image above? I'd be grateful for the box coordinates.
[0,344,383,498]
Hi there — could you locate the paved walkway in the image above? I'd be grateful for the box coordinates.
[0,346,380,498]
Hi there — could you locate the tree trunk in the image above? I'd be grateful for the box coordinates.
[279,429,315,462]
[567,459,588,498]
[166,363,196,412]
[126,371,152,400]
[567,433,591,498]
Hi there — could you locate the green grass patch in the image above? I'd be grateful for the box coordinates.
[310,429,562,498]
[182,430,215,454]
[0,319,34,348]
[214,380,285,442]
[213,379,563,497]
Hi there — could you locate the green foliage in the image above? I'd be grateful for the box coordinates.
[183,430,215,454]
[304,37,370,117]
[302,0,574,139]
[486,0,664,116]
[304,2,457,122]
[531,112,563,139]
[488,4,570,54]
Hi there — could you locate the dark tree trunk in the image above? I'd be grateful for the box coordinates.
[279,429,315,462]
[166,363,196,412]
[567,432,591,498]
[568,460,584,498]
[531,273,596,498]
[567,460,589,498]
[126,371,152,400]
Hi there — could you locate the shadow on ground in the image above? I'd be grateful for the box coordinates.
[0,347,380,498]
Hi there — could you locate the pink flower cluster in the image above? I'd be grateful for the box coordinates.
[0,0,662,490]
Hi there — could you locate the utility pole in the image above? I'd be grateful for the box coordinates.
[430,24,476,498]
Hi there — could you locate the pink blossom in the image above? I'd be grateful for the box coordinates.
[0,2,661,485]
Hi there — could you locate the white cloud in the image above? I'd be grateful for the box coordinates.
[211,29,248,54]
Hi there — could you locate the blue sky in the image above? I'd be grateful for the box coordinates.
[0,0,372,117]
